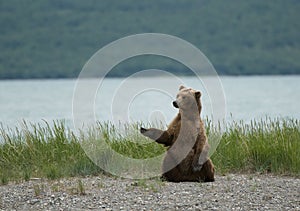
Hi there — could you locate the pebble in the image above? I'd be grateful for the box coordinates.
[0,174,299,210]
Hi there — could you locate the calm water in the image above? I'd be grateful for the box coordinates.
[0,76,300,129]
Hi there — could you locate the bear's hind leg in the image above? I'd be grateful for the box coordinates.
[201,159,215,182]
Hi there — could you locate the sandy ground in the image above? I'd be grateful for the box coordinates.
[0,174,299,210]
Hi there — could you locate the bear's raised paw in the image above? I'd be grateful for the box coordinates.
[140,127,148,134]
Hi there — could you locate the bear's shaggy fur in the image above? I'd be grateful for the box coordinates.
[140,85,215,182]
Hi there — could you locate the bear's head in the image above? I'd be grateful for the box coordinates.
[173,85,202,114]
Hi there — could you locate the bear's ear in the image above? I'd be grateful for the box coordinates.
[195,91,201,98]
[179,85,186,90]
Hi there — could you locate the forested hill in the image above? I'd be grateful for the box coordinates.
[0,0,300,79]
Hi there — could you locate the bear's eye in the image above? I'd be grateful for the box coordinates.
[182,96,186,99]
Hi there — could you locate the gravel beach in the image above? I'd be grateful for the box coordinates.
[1,174,299,210]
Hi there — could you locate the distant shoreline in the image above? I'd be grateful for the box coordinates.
[1,74,300,81]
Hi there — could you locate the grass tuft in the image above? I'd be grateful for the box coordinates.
[212,118,300,175]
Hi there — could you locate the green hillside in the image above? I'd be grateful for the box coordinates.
[0,0,300,79]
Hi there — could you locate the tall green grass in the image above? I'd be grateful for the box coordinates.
[0,121,101,183]
[0,118,299,184]
[212,118,300,175]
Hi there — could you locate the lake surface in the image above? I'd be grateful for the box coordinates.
[0,76,299,129]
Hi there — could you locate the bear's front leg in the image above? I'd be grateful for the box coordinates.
[192,142,210,172]
[140,127,173,146]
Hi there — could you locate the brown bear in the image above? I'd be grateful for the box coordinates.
[140,85,215,182]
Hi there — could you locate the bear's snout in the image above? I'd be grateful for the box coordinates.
[173,101,179,108]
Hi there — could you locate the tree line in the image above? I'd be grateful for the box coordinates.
[0,0,299,79]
